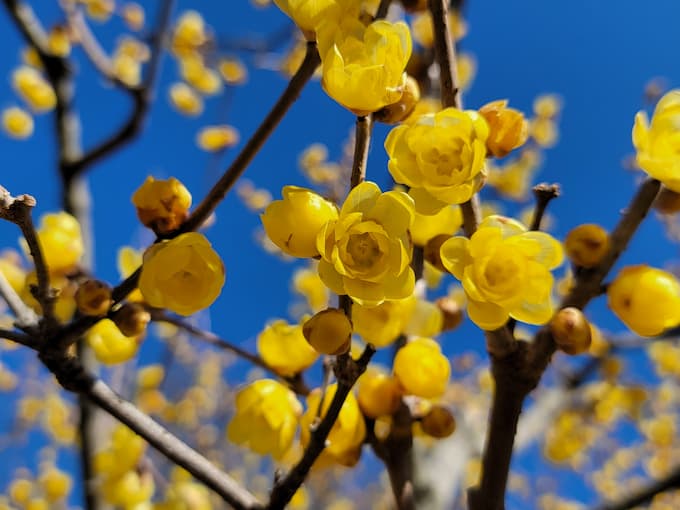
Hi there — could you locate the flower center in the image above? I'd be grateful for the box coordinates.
[346,232,381,269]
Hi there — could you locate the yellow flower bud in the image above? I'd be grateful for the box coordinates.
[169,82,204,116]
[300,384,366,467]
[257,319,318,375]
[32,212,84,274]
[550,307,592,355]
[131,176,192,234]
[171,10,207,56]
[218,57,248,85]
[421,405,456,438]
[47,26,71,57]
[317,19,412,115]
[607,265,680,337]
[112,53,141,86]
[564,224,610,268]
[385,108,488,214]
[38,466,72,502]
[75,279,113,316]
[180,55,222,95]
[261,186,338,258]
[374,75,421,125]
[111,302,150,337]
[86,318,141,364]
[227,379,302,460]
[83,0,115,22]
[478,100,529,158]
[633,90,680,191]
[393,337,450,399]
[2,107,33,139]
[302,308,352,355]
[121,3,145,31]
[357,366,401,418]
[317,181,415,306]
[411,205,462,246]
[9,478,33,505]
[196,125,239,152]
[12,66,56,112]
[138,232,225,316]
[440,215,563,330]
[654,186,680,214]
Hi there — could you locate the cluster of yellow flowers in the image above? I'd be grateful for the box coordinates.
[4,462,72,509]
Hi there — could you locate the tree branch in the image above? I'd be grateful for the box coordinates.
[350,115,373,188]
[0,328,36,348]
[593,466,680,510]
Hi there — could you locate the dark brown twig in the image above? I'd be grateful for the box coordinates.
[529,183,560,231]
[350,115,373,189]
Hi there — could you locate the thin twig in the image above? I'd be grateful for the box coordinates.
[350,115,373,188]
[529,183,560,231]
[150,310,310,396]
[0,328,37,348]
[39,353,263,510]
[592,466,680,510]
[375,0,393,19]
[178,41,321,235]
[268,346,376,510]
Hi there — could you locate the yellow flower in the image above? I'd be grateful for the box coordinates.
[138,232,225,316]
[393,337,450,398]
[112,53,141,87]
[83,0,115,22]
[47,26,71,57]
[171,10,207,56]
[75,279,113,316]
[131,176,192,234]
[440,215,563,330]
[257,319,318,375]
[385,107,488,214]
[196,125,239,152]
[117,246,144,302]
[300,383,365,467]
[410,10,467,48]
[219,57,248,85]
[302,308,352,355]
[32,212,84,274]
[38,465,72,502]
[2,107,33,139]
[101,470,154,507]
[227,379,302,459]
[478,100,529,158]
[86,318,141,364]
[317,181,415,306]
[292,264,329,312]
[633,89,680,191]
[607,265,680,336]
[261,186,338,258]
[411,205,462,246]
[273,0,341,35]
[357,365,401,418]
[12,66,56,112]
[121,3,145,31]
[352,296,415,347]
[169,82,204,116]
[180,55,223,95]
[317,19,412,115]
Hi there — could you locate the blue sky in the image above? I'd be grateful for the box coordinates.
[1,0,680,506]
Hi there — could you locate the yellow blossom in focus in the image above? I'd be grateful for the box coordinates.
[411,205,463,246]
[478,100,529,158]
[292,264,329,312]
[272,0,344,36]
[393,337,450,398]
[47,26,70,57]
[121,3,145,31]
[196,125,240,152]
[219,57,248,85]
[169,82,203,116]
[31,212,83,274]
[385,107,488,214]
[227,379,302,459]
[317,181,415,306]
[86,318,140,364]
[607,265,680,336]
[2,107,33,139]
[257,319,318,375]
[633,90,680,191]
[440,215,563,329]
[172,10,207,56]
[352,295,415,347]
[262,186,338,258]
[117,246,144,302]
[317,19,412,115]
[132,176,192,233]
[300,384,366,467]
[357,365,401,418]
[12,67,56,112]
[303,308,352,355]
[139,232,225,316]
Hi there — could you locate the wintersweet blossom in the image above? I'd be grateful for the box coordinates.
[440,215,563,330]
[317,18,412,115]
[85,319,140,364]
[132,176,192,234]
[393,337,450,398]
[257,319,318,375]
[227,379,302,459]
[138,232,225,316]
[33,212,84,274]
[632,89,680,190]
[316,181,415,306]
[385,107,489,214]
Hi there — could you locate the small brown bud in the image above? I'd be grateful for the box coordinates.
[112,302,150,337]
[551,307,592,355]
[654,186,680,214]
[424,234,450,273]
[436,296,463,332]
[302,308,352,355]
[400,0,428,12]
[374,75,421,125]
[564,224,610,268]
[75,279,112,316]
[421,405,456,439]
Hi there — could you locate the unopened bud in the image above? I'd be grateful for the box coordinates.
[654,186,680,215]
[550,307,592,355]
[436,296,463,332]
[421,405,456,438]
[302,308,352,355]
[565,224,610,268]
[374,75,420,125]
[478,100,529,158]
[424,234,450,272]
[112,302,150,337]
[75,279,112,316]
[399,0,428,13]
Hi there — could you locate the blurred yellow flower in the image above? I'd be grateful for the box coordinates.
[12,66,56,112]
[2,107,33,139]
[169,82,204,116]
[196,125,240,152]
[257,319,318,375]
[86,318,141,364]
[32,212,83,274]
[393,337,450,398]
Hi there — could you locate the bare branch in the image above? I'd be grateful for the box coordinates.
[350,115,373,188]
[0,328,37,348]
[529,183,560,231]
